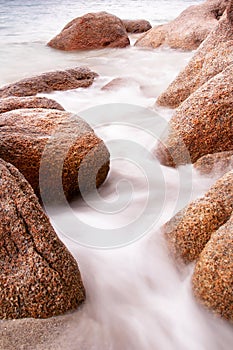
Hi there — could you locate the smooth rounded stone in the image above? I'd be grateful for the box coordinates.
[157,1,233,108]
[0,158,85,319]
[0,67,98,98]
[155,63,233,167]
[163,171,233,263]
[194,151,233,176]
[135,0,227,51]
[0,96,64,114]
[101,77,140,91]
[0,108,110,201]
[48,12,130,51]
[192,213,233,322]
[122,19,152,33]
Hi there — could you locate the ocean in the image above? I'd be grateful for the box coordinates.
[1,0,233,349]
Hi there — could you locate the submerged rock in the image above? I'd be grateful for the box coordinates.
[163,171,233,263]
[192,213,233,322]
[122,19,152,33]
[0,96,64,114]
[101,77,140,91]
[194,151,233,176]
[135,0,226,51]
[157,0,233,108]
[0,108,110,200]
[48,12,130,51]
[0,158,85,319]
[155,63,233,167]
[0,67,97,98]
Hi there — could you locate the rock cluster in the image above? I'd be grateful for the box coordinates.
[0,158,86,319]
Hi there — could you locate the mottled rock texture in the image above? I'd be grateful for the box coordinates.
[0,96,64,114]
[192,213,233,322]
[157,0,233,108]
[48,12,130,51]
[122,19,152,33]
[194,151,233,176]
[0,109,110,201]
[0,67,97,98]
[0,158,85,319]
[135,0,227,51]
[155,64,233,167]
[163,171,233,263]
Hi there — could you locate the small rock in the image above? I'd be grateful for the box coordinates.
[0,158,85,319]
[101,77,140,91]
[135,0,227,51]
[48,12,130,51]
[194,151,233,176]
[0,67,98,98]
[122,19,152,33]
[0,96,64,114]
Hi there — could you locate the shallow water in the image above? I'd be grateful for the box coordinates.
[1,0,233,349]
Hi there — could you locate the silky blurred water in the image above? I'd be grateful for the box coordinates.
[1,0,232,349]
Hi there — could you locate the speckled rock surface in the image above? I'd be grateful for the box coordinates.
[155,63,233,167]
[0,158,85,319]
[194,151,233,176]
[135,0,226,51]
[157,0,233,108]
[48,12,130,51]
[0,108,110,200]
[0,67,97,98]
[122,19,152,33]
[192,213,233,321]
[0,96,64,113]
[163,171,233,263]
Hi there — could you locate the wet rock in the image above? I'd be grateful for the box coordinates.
[155,63,233,167]
[135,0,227,51]
[0,108,110,201]
[157,0,233,108]
[122,19,152,33]
[192,213,233,322]
[0,96,64,114]
[48,12,130,51]
[101,77,140,91]
[0,67,98,98]
[194,151,233,176]
[0,158,85,319]
[163,171,233,263]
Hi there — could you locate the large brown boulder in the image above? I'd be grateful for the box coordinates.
[122,19,152,33]
[0,96,64,114]
[192,213,233,321]
[0,67,97,98]
[48,12,130,51]
[157,0,233,108]
[135,0,227,51]
[163,171,233,263]
[155,63,233,167]
[0,108,110,200]
[194,151,233,176]
[0,158,85,319]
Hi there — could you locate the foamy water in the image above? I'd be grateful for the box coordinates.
[1,0,232,349]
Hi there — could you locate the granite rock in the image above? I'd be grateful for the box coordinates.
[122,19,152,33]
[194,151,233,176]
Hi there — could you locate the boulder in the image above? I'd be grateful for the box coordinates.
[157,0,233,108]
[0,96,64,114]
[194,151,233,176]
[0,67,97,98]
[163,171,233,263]
[48,12,130,51]
[0,158,85,319]
[0,108,110,200]
[122,19,152,33]
[155,64,233,167]
[192,213,233,321]
[135,0,227,51]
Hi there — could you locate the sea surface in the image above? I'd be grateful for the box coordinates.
[1,0,233,349]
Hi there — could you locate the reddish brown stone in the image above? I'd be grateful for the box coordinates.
[0,158,85,319]
[0,108,110,201]
[0,67,97,98]
[122,19,151,33]
[135,0,227,51]
[48,12,130,51]
[0,96,64,114]
[194,151,233,176]
[101,77,140,91]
